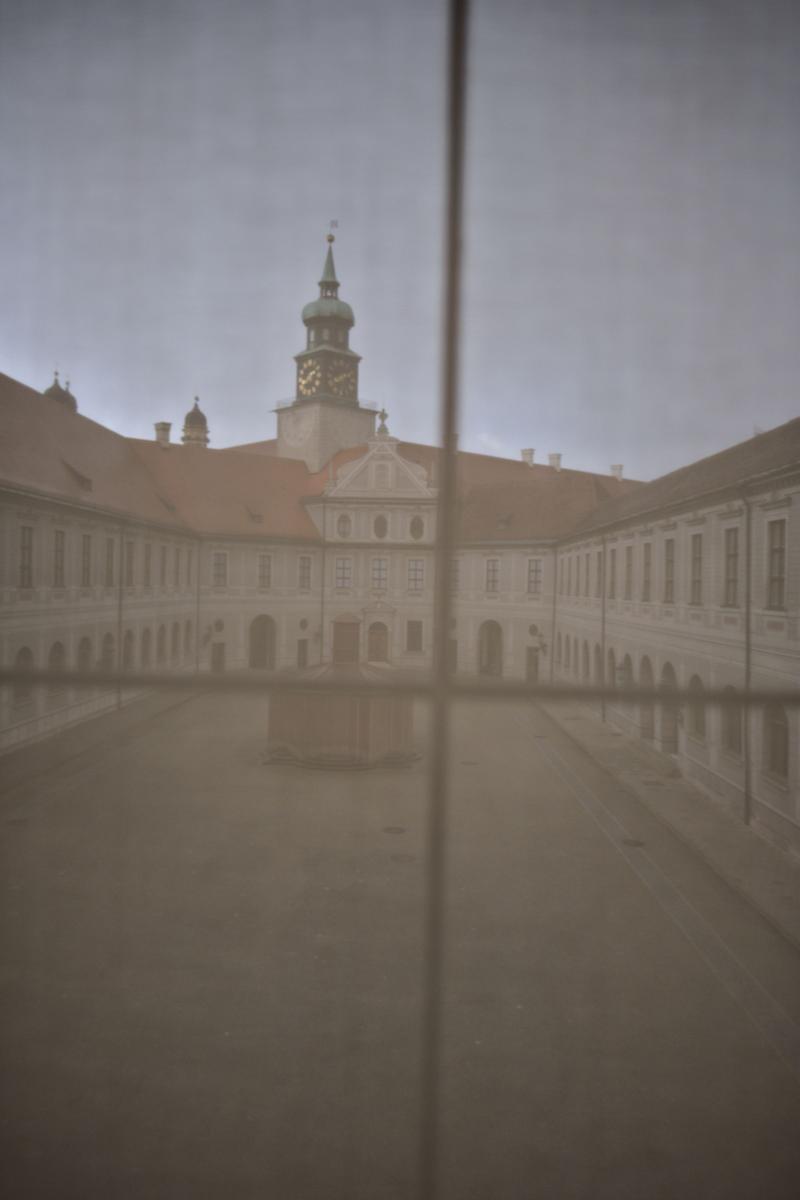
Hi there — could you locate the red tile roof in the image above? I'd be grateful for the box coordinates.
[572,416,800,537]
[8,371,789,547]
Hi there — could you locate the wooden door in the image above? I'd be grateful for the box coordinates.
[332,621,360,664]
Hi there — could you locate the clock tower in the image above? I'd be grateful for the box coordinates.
[277,236,377,471]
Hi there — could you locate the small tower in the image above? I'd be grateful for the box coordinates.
[276,235,377,471]
[182,397,209,446]
[43,370,78,413]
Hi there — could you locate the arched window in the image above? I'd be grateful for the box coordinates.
[555,632,562,665]
[122,630,135,671]
[721,686,742,755]
[763,705,789,779]
[140,628,152,668]
[156,626,166,665]
[46,641,67,708]
[100,633,115,672]
[77,637,92,673]
[171,622,180,661]
[687,675,706,738]
[582,641,590,681]
[374,514,388,539]
[337,514,351,538]
[410,515,424,541]
[12,646,35,707]
[564,637,571,670]
[184,620,192,656]
[607,648,616,689]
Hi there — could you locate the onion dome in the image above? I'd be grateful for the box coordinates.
[301,235,355,327]
[182,397,209,446]
[43,370,77,413]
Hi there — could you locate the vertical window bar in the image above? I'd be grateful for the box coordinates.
[419,1,468,1196]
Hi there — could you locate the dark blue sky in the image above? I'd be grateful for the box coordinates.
[1,0,798,479]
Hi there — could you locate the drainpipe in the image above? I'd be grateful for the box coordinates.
[600,535,607,723]
[319,500,327,667]
[116,524,125,709]
[549,546,558,683]
[194,536,202,673]
[743,494,752,826]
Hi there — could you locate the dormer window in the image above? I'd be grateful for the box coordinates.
[323,329,330,341]
[410,516,424,541]
[337,513,352,538]
[374,514,388,539]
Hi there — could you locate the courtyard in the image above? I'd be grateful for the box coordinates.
[1,689,800,1199]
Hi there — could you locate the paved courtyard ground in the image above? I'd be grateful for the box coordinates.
[2,690,800,1199]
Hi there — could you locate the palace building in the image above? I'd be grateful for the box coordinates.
[1,239,798,850]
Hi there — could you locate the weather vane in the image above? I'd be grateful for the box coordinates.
[327,219,338,243]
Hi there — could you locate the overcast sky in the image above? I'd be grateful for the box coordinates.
[1,0,798,480]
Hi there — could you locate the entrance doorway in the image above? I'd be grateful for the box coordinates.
[333,620,360,664]
[478,621,503,677]
[211,643,226,673]
[249,615,276,669]
[367,622,389,662]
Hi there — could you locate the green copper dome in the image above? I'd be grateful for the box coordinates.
[301,295,354,324]
[301,235,354,326]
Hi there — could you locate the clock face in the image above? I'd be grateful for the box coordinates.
[329,359,357,399]
[297,360,322,396]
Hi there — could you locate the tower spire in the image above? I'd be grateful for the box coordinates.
[319,233,339,296]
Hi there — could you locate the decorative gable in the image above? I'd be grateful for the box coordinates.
[325,432,435,500]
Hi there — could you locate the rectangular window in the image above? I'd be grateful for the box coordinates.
[595,550,602,598]
[767,519,786,609]
[584,552,590,597]
[486,558,499,593]
[174,547,181,587]
[558,558,565,596]
[335,557,352,590]
[575,555,581,597]
[105,537,115,587]
[607,548,616,599]
[664,538,675,603]
[566,557,572,597]
[624,546,633,600]
[81,533,92,587]
[258,553,271,589]
[724,528,738,606]
[298,555,311,590]
[527,558,541,595]
[143,542,152,587]
[160,545,167,586]
[406,619,423,652]
[450,558,460,592]
[408,559,425,591]
[212,551,228,587]
[642,542,651,601]
[125,540,135,587]
[372,557,388,590]
[19,526,33,588]
[186,547,193,586]
[54,529,65,588]
[690,533,703,604]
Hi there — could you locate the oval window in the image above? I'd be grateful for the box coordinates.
[337,514,351,538]
[410,516,424,540]
[374,515,388,539]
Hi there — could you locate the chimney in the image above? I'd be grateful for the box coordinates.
[548,452,562,471]
[521,448,535,465]
[610,464,624,480]
[155,422,171,447]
